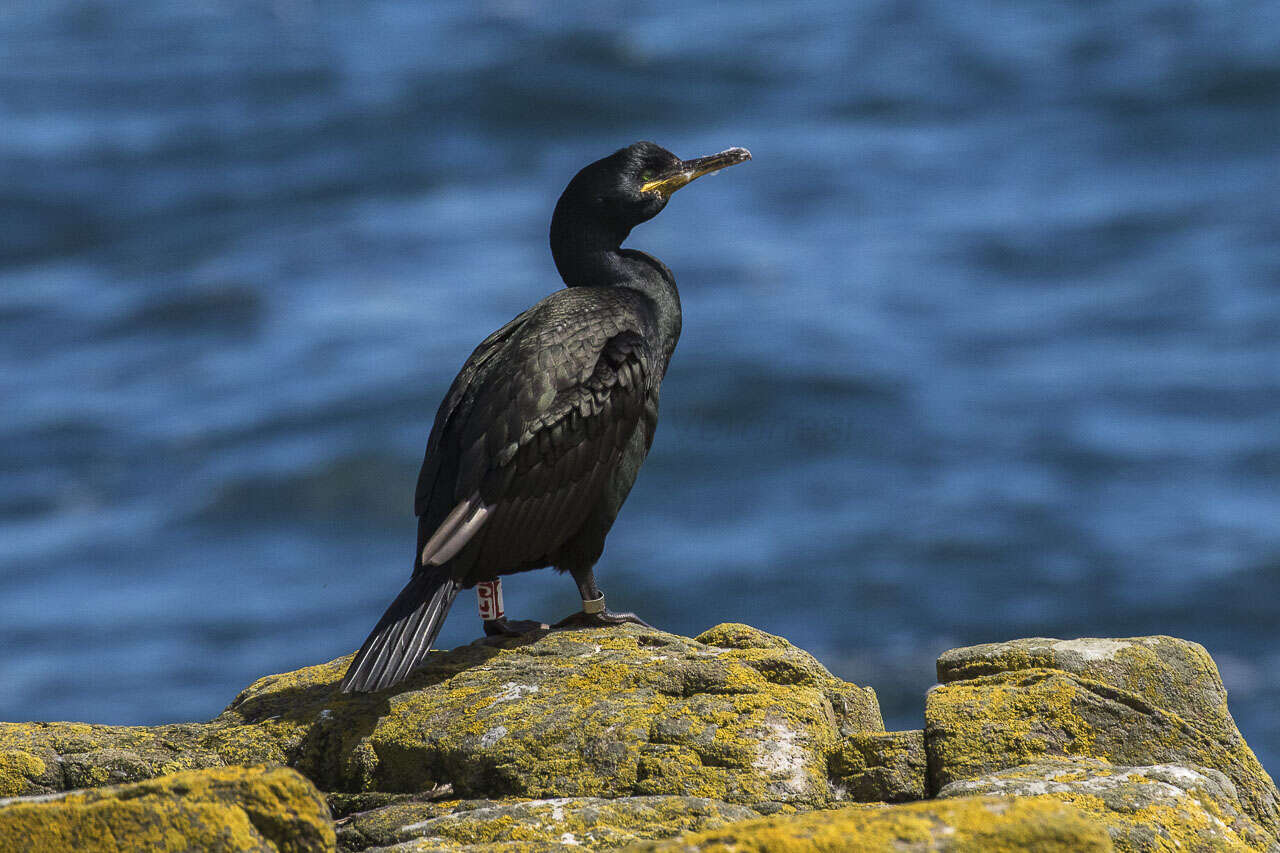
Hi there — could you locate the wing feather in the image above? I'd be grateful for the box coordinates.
[413,286,656,582]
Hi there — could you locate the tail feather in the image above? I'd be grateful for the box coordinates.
[340,569,460,693]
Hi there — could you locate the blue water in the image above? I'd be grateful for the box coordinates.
[2,2,1278,773]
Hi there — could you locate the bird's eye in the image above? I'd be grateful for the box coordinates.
[640,170,656,182]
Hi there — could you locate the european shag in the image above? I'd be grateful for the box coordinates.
[340,141,751,693]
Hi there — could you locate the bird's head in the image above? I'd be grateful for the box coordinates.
[553,141,752,241]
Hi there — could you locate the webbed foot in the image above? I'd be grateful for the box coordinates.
[482,616,548,637]
[552,609,654,630]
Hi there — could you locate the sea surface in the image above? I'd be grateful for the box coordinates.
[2,1,1278,770]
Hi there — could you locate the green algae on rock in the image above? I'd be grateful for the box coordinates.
[627,796,1114,852]
[0,764,333,853]
[924,637,1280,837]
[938,757,1277,853]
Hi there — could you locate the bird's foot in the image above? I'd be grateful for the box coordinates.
[482,616,549,637]
[552,609,654,630]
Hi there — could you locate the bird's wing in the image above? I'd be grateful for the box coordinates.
[414,287,656,577]
[414,307,535,519]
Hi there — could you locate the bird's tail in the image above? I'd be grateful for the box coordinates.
[340,568,459,693]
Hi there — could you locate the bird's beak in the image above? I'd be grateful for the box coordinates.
[640,147,752,197]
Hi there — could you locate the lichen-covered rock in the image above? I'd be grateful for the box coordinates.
[0,764,334,852]
[0,624,882,809]
[627,796,1114,852]
[3,628,1276,852]
[0,747,50,797]
[336,795,761,851]
[220,623,882,806]
[0,719,296,797]
[937,637,1235,736]
[939,758,1278,852]
[925,636,1280,836]
[328,791,453,821]
[829,730,926,803]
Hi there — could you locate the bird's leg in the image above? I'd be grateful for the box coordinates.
[476,580,546,637]
[552,567,654,629]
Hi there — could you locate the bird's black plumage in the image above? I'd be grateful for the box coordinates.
[341,141,750,693]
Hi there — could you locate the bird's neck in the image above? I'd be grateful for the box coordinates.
[553,246,634,289]
[617,249,682,372]
[550,211,630,288]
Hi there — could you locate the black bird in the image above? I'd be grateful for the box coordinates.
[340,141,751,693]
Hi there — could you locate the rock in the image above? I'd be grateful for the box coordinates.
[336,795,760,851]
[628,796,1114,852]
[328,791,453,821]
[2,627,1277,852]
[0,719,294,797]
[939,758,1279,853]
[936,636,1235,735]
[829,730,927,803]
[925,636,1280,836]
[0,624,883,811]
[0,748,50,797]
[221,622,883,806]
[0,764,333,852]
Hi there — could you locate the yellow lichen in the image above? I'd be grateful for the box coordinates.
[0,750,45,798]
[926,669,1101,790]
[0,765,333,853]
[632,796,1114,852]
[1039,790,1260,853]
